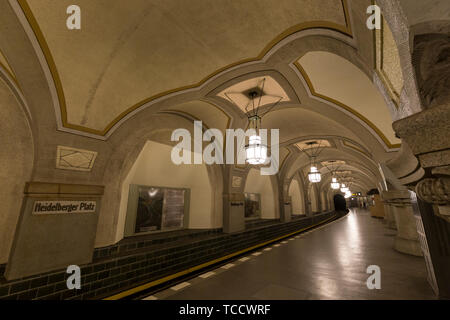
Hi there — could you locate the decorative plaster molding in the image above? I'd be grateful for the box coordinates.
[56,146,98,172]
[381,190,411,206]
[393,104,450,158]
[416,178,449,206]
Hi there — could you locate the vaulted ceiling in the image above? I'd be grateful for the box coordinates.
[19,0,351,133]
[1,0,429,194]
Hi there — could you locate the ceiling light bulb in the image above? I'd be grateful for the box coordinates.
[245,135,267,165]
[331,177,340,190]
[308,166,321,183]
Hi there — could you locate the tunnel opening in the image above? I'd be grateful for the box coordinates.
[333,194,347,212]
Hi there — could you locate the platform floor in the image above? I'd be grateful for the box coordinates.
[143,209,436,300]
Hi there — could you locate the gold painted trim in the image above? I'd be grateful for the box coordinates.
[341,0,352,35]
[373,9,401,108]
[103,214,336,300]
[17,0,352,137]
[293,62,401,150]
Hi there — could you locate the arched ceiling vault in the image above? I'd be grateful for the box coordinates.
[2,0,400,156]
[319,166,376,185]
[320,172,375,192]
[0,0,415,192]
[307,165,376,189]
[295,51,401,148]
[286,158,379,194]
[13,0,352,136]
[283,144,380,182]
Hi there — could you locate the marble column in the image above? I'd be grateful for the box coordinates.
[382,191,422,256]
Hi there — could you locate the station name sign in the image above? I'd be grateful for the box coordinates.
[32,200,96,215]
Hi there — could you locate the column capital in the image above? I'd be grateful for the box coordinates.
[416,178,450,205]
[416,178,450,223]
[392,104,450,170]
[381,190,411,206]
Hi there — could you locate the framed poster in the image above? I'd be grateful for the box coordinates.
[125,185,189,236]
[135,187,164,233]
[244,193,261,220]
[162,189,185,229]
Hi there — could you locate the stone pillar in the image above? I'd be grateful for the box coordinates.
[416,178,450,223]
[369,194,386,219]
[382,191,422,256]
[222,193,245,233]
[390,32,450,297]
[382,203,397,229]
[283,195,292,222]
[415,178,450,299]
[6,182,104,280]
[393,104,450,297]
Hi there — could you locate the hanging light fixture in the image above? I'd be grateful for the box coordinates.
[297,142,326,184]
[340,183,349,193]
[308,155,322,183]
[331,177,340,190]
[320,160,343,190]
[225,78,282,166]
[245,115,267,165]
[308,165,321,183]
[345,182,354,198]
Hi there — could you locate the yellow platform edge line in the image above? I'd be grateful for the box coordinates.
[103,215,336,300]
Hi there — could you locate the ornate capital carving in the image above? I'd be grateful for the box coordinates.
[392,33,450,172]
[382,190,412,206]
[412,34,450,109]
[393,104,450,159]
[416,178,450,205]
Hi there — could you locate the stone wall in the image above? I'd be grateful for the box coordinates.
[0,212,336,300]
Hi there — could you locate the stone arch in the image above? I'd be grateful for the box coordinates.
[308,183,320,214]
[244,168,279,220]
[288,175,305,215]
[98,113,224,247]
[0,78,34,263]
[320,189,328,212]
[117,140,216,236]
[333,194,347,212]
